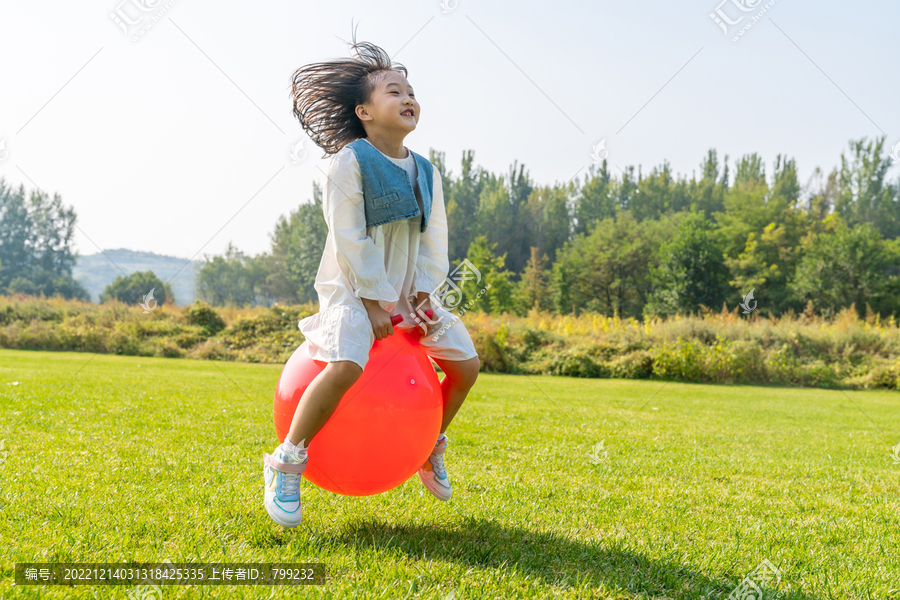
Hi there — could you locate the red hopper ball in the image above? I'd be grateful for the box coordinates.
[273,309,442,496]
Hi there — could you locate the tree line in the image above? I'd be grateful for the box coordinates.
[193,135,899,319]
[2,135,898,319]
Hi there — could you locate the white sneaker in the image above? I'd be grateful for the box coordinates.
[417,435,452,501]
[263,445,308,527]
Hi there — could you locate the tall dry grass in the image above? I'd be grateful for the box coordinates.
[1,294,898,390]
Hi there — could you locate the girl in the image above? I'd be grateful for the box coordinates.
[263,37,481,528]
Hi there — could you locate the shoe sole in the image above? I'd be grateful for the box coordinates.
[417,468,451,501]
[265,502,302,528]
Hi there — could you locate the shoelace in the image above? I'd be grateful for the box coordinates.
[430,451,447,479]
[278,451,306,497]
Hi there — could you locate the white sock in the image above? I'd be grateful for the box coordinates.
[437,432,447,444]
[282,437,308,457]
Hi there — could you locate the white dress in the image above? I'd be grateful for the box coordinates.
[297,140,478,372]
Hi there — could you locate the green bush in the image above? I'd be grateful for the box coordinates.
[186,301,226,336]
[472,329,508,373]
[609,350,653,379]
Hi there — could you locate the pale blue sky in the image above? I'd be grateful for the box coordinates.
[1,0,897,264]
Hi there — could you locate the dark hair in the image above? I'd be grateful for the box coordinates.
[290,26,408,158]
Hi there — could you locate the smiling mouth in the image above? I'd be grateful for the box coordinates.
[401,111,414,117]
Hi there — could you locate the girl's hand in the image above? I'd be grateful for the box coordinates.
[413,293,441,337]
[361,298,395,340]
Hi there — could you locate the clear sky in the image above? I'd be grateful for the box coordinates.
[1,0,897,262]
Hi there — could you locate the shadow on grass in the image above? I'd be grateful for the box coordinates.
[327,515,815,599]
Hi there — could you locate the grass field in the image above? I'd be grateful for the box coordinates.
[1,348,898,599]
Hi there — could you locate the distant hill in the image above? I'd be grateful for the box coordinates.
[73,248,202,305]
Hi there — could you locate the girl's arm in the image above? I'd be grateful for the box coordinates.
[413,167,450,298]
[324,149,399,313]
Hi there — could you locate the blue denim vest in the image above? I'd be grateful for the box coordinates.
[346,138,433,233]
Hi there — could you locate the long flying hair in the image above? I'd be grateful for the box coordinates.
[290,26,408,158]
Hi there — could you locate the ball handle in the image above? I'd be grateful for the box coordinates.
[390,308,434,326]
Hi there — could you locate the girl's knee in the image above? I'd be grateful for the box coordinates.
[459,356,480,387]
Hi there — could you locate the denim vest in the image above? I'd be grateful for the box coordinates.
[346,138,433,233]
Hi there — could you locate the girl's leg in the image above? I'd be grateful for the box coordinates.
[416,355,480,501]
[429,356,480,432]
[265,360,363,527]
[286,360,363,447]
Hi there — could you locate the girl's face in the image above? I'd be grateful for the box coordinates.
[358,70,419,135]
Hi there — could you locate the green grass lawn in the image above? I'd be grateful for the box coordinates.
[1,348,898,599]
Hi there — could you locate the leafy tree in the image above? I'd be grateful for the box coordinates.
[461,236,514,315]
[725,157,807,315]
[726,222,800,316]
[834,136,900,239]
[689,149,729,218]
[512,246,552,315]
[800,166,838,223]
[265,181,327,304]
[0,178,89,300]
[471,162,536,277]
[552,211,667,317]
[791,216,897,317]
[100,270,174,306]
[715,155,772,258]
[472,174,512,248]
[503,160,536,276]
[520,183,572,265]
[196,242,273,307]
[714,154,803,261]
[444,150,484,265]
[631,161,692,221]
[611,165,640,216]
[573,162,615,236]
[733,153,766,188]
[769,154,802,212]
[646,212,730,316]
